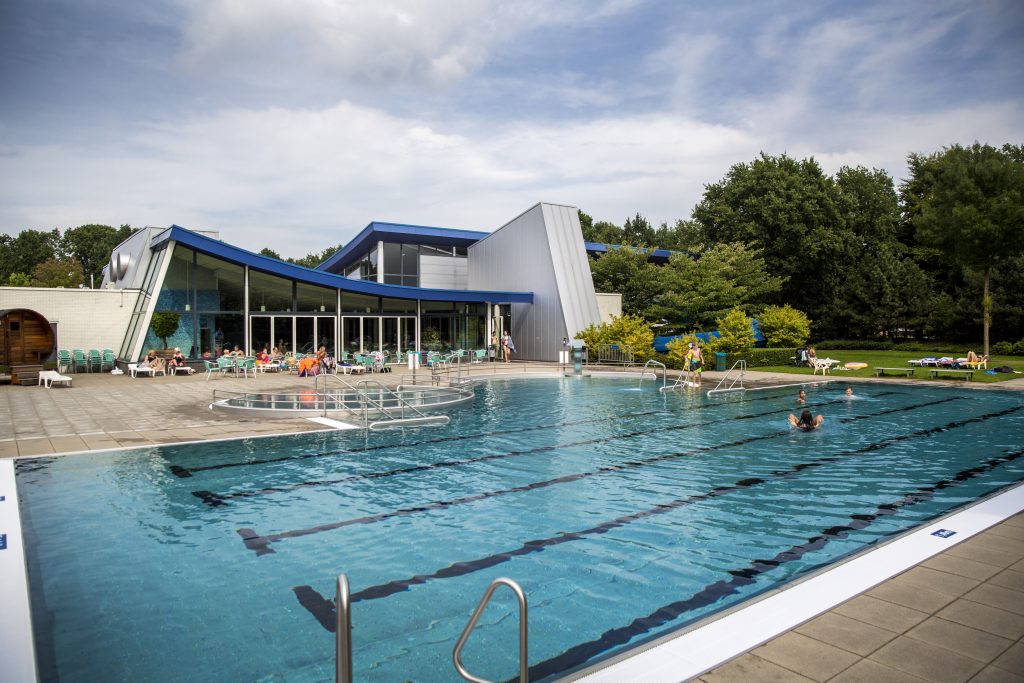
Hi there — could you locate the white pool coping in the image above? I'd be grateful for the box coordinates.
[572,482,1024,683]
[0,458,39,683]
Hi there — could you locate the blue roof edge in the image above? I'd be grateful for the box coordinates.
[153,225,532,304]
[316,221,490,273]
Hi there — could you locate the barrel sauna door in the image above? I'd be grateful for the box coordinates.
[0,309,55,365]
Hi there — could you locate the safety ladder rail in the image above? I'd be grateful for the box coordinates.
[336,574,352,683]
[453,577,528,683]
[639,359,667,389]
[313,373,450,428]
[707,359,748,396]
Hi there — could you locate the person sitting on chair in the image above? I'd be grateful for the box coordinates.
[788,410,824,431]
[168,348,188,372]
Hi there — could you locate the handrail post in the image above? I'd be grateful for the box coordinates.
[453,577,528,683]
[336,574,352,683]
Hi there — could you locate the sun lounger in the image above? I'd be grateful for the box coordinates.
[38,370,73,388]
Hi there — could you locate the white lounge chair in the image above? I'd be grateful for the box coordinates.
[38,370,73,388]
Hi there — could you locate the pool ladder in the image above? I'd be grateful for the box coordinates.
[313,374,450,430]
[639,359,667,390]
[334,573,529,683]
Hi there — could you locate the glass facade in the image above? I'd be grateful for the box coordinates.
[130,240,502,361]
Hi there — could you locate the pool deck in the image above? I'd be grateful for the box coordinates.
[2,363,1023,682]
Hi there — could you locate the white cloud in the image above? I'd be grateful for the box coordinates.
[174,0,641,89]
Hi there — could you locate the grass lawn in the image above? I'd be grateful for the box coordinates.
[751,350,1024,384]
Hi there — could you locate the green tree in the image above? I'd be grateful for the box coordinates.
[62,224,135,286]
[622,213,655,246]
[288,245,342,269]
[6,272,31,287]
[757,305,811,348]
[0,229,61,282]
[575,313,655,361]
[588,247,662,316]
[909,143,1024,354]
[652,219,702,251]
[693,153,847,327]
[31,257,84,288]
[150,312,180,349]
[646,242,784,329]
[259,248,284,260]
[714,307,756,353]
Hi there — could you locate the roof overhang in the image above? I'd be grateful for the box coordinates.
[317,222,489,273]
[152,226,532,304]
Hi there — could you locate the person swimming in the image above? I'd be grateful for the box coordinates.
[797,389,807,403]
[788,409,824,431]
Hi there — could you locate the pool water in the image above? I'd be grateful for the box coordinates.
[16,378,1024,682]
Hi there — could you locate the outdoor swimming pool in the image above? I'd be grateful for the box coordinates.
[16,377,1024,682]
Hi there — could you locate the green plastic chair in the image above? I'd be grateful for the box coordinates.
[101,350,115,372]
[57,349,72,373]
[72,349,87,373]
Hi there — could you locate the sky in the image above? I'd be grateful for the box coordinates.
[1,0,1022,258]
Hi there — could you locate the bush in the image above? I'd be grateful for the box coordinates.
[714,308,755,354]
[665,332,703,367]
[757,305,811,348]
[725,348,795,367]
[992,340,1024,356]
[150,311,180,349]
[576,314,655,362]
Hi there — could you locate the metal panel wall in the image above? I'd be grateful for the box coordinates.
[418,255,468,289]
[468,202,600,360]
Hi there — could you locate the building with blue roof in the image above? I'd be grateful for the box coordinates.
[98,202,604,362]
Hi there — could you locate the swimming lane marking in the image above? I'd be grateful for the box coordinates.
[239,397,963,554]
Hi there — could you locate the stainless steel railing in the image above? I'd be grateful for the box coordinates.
[639,359,667,389]
[336,574,352,683]
[453,577,528,683]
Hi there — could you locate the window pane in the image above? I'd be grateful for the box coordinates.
[296,317,315,354]
[341,291,378,314]
[381,297,416,314]
[297,282,335,312]
[250,269,293,312]
[251,317,271,355]
[382,242,401,278]
[195,252,244,312]
[200,313,244,357]
[317,317,335,355]
[342,317,361,355]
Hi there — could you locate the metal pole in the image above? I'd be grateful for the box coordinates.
[336,574,352,683]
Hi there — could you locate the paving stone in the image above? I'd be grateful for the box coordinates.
[698,653,816,683]
[897,566,982,598]
[835,595,930,634]
[962,534,1024,558]
[938,599,1024,640]
[906,617,1012,663]
[794,611,896,656]
[829,658,931,683]
[923,554,1004,582]
[46,436,89,454]
[990,569,1024,594]
[947,544,1024,570]
[963,584,1024,617]
[985,524,1024,543]
[869,578,958,614]
[871,635,985,682]
[990,641,1024,677]
[17,438,55,456]
[968,665,1024,683]
[753,632,859,681]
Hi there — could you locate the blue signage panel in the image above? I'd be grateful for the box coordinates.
[931,529,957,538]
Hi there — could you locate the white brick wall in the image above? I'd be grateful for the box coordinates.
[0,287,141,354]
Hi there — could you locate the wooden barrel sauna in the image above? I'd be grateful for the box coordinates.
[0,308,55,366]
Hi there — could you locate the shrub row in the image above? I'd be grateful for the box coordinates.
[725,349,796,367]
[991,340,1024,356]
[814,339,977,352]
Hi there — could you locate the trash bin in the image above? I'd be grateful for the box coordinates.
[715,352,728,372]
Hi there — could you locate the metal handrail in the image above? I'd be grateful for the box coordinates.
[639,359,667,389]
[707,359,748,396]
[336,574,352,683]
[453,577,528,683]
